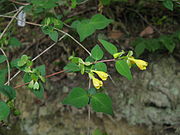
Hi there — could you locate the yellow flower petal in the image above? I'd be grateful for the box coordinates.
[92,77,103,89]
[91,70,109,80]
[129,58,148,70]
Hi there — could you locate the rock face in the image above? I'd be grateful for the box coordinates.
[0,55,180,135]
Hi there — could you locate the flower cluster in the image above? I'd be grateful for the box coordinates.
[89,70,109,89]
[128,57,148,70]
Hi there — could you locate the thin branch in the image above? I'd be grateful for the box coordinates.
[94,58,116,64]
[0,48,11,85]
[32,34,66,61]
[55,29,91,55]
[0,15,91,55]
[4,35,66,85]
[0,6,23,40]
[9,0,30,6]
[14,69,67,89]
[5,9,19,15]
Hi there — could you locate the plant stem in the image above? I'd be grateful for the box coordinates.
[95,58,116,64]
[0,6,23,40]
[4,35,66,85]
[0,15,91,55]
[0,48,11,85]
[14,69,67,89]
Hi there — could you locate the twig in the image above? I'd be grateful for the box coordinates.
[32,35,66,61]
[14,69,66,89]
[94,58,116,64]
[9,0,30,6]
[5,9,19,15]
[55,29,91,55]
[0,15,91,55]
[0,48,11,85]
[4,35,66,85]
[0,6,23,40]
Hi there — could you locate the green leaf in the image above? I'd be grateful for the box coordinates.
[0,69,7,85]
[91,93,113,115]
[85,56,95,62]
[100,0,111,5]
[115,60,132,80]
[77,20,95,41]
[9,37,21,47]
[0,55,7,63]
[0,85,16,100]
[99,39,118,55]
[0,101,10,121]
[163,0,173,11]
[33,82,39,90]
[36,65,46,76]
[71,20,81,29]
[64,62,80,72]
[18,55,29,67]
[71,0,77,8]
[94,63,107,72]
[90,14,113,30]
[160,35,175,52]
[10,58,20,68]
[63,87,89,108]
[23,73,31,83]
[31,82,44,99]
[135,42,145,57]
[49,31,58,42]
[88,88,97,96]
[91,45,104,60]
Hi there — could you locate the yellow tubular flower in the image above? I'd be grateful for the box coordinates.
[91,70,109,80]
[129,58,148,70]
[92,77,103,89]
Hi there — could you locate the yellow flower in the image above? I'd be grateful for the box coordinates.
[92,77,103,89]
[129,57,148,70]
[91,70,109,80]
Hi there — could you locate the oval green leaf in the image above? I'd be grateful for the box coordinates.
[115,60,132,80]
[0,101,10,121]
[91,93,113,115]
[94,62,107,72]
[99,39,117,55]
[63,87,89,108]
[91,45,104,60]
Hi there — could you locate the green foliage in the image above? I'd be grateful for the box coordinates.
[91,45,104,60]
[9,37,21,47]
[132,31,180,57]
[17,55,46,99]
[91,93,113,115]
[0,101,10,121]
[31,82,44,99]
[163,0,173,11]
[94,63,107,72]
[92,129,108,135]
[72,14,113,41]
[27,0,59,14]
[0,85,16,100]
[99,39,118,55]
[63,87,89,108]
[63,87,113,115]
[115,60,132,80]
[0,55,7,63]
[64,62,80,72]
[0,69,7,85]
[41,17,63,42]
